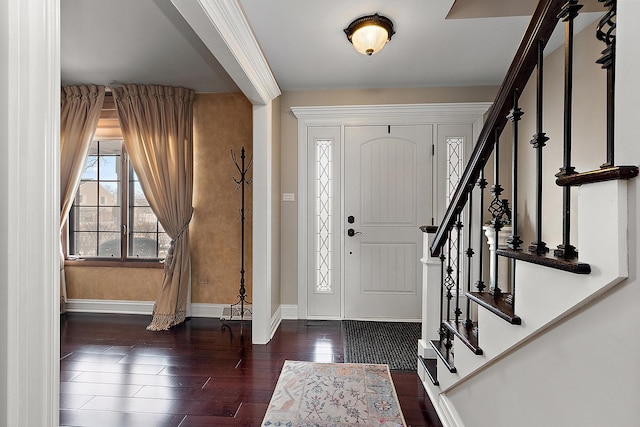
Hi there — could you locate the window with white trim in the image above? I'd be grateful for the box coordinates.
[68,139,169,260]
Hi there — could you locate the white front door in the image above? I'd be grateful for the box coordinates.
[344,125,432,320]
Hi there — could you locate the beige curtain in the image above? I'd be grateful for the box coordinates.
[60,85,106,313]
[112,85,195,331]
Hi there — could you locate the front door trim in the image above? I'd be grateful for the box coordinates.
[293,103,491,320]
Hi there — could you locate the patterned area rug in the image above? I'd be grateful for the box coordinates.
[262,360,406,427]
[343,321,421,371]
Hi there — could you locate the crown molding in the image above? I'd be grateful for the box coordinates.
[291,102,492,126]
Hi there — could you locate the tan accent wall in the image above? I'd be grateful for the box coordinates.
[66,92,253,304]
[279,86,499,305]
[65,266,164,300]
[191,92,253,304]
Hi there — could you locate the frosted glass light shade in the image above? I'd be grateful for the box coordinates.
[344,14,395,56]
[351,25,389,55]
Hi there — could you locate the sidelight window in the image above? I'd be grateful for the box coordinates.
[446,136,465,282]
[315,139,333,293]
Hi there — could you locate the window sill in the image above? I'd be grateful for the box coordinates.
[64,259,165,269]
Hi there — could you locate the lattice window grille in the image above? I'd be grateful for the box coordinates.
[315,139,332,293]
[446,137,464,206]
[446,137,464,283]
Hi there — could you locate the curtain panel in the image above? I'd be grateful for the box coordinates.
[59,85,106,313]
[112,84,195,331]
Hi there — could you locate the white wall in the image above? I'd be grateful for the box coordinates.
[0,0,10,419]
[445,5,640,426]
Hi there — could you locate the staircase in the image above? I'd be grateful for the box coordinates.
[417,1,640,426]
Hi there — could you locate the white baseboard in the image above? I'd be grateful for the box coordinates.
[439,394,466,427]
[66,299,230,319]
[66,299,154,315]
[281,304,298,319]
[191,303,228,318]
[418,360,464,427]
[270,305,283,339]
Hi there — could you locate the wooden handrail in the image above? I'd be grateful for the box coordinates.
[430,0,564,257]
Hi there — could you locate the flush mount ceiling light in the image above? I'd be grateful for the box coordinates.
[344,13,395,56]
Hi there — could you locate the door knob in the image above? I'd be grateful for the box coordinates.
[347,228,362,237]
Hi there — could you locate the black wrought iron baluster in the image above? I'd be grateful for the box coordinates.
[507,90,523,251]
[438,252,446,345]
[529,40,550,255]
[445,229,455,324]
[488,128,510,298]
[475,167,487,293]
[596,0,616,168]
[454,214,463,326]
[555,0,582,260]
[506,90,524,308]
[444,229,456,355]
[465,189,474,329]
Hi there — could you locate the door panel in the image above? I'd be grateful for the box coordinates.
[360,243,417,293]
[344,125,432,320]
[361,138,416,225]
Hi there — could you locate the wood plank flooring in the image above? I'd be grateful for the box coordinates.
[60,313,443,426]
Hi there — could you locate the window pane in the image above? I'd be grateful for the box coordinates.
[69,141,123,259]
[131,206,158,232]
[446,137,464,206]
[128,161,168,260]
[99,182,120,205]
[158,233,170,258]
[98,155,120,181]
[98,206,120,231]
[72,232,97,257]
[315,139,332,293]
[98,233,121,257]
[129,229,170,259]
[75,207,97,231]
[81,156,98,180]
[446,136,464,283]
[131,233,159,258]
[131,182,147,206]
[76,182,98,206]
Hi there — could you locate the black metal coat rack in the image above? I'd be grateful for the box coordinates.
[222,147,252,335]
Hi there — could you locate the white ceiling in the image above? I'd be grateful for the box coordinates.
[61,0,238,93]
[61,0,605,94]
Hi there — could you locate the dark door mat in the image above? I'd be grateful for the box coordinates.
[342,320,421,371]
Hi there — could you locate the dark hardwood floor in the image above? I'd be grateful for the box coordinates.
[60,313,443,426]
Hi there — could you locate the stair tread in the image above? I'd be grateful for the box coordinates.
[444,320,483,355]
[467,292,522,324]
[430,339,456,373]
[497,248,591,274]
[555,165,638,186]
[418,355,439,386]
